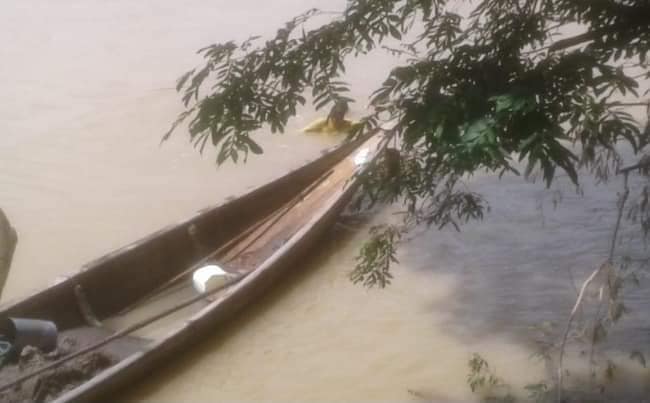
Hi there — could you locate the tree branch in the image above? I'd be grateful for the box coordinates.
[556,263,606,402]
[556,171,630,402]
[548,31,596,52]
[608,101,650,108]
[618,157,650,174]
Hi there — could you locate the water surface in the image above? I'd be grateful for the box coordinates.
[1,1,649,401]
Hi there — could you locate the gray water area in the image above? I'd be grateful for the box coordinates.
[400,164,650,351]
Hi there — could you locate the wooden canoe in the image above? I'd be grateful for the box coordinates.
[0,131,387,402]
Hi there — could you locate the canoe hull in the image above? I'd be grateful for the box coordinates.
[55,154,366,402]
[0,132,386,402]
[0,137,366,328]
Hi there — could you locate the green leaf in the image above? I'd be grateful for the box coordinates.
[241,136,264,154]
[176,69,195,92]
[519,132,540,154]
[389,25,402,40]
[161,110,192,144]
[463,118,491,143]
[491,95,513,113]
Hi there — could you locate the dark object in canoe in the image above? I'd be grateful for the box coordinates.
[0,131,387,402]
[0,317,58,354]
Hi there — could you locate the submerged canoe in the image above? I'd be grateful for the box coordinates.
[0,131,387,402]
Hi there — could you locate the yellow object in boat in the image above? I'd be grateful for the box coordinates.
[301,117,360,134]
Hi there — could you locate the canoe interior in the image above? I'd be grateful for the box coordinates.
[0,134,374,330]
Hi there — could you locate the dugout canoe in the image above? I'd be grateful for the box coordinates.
[0,130,387,402]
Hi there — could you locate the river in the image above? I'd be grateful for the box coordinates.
[1,1,649,401]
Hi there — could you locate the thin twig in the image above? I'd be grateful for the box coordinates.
[588,292,606,380]
[608,101,650,108]
[608,174,630,261]
[556,172,630,402]
[548,31,595,52]
[625,256,650,263]
[618,158,650,174]
[631,72,649,80]
[556,263,606,402]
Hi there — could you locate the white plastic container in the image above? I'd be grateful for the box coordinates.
[353,147,371,166]
[192,264,235,294]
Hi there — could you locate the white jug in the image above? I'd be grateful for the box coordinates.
[192,264,235,294]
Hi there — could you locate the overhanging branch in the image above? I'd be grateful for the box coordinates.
[548,31,596,52]
[618,156,650,174]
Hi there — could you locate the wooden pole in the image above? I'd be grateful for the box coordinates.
[0,208,17,299]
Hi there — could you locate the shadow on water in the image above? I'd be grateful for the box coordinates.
[399,168,650,345]
[397,168,650,400]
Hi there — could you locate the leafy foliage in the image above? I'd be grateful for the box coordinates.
[166,3,650,400]
[168,0,650,284]
[524,383,551,403]
[468,353,501,393]
[467,353,515,402]
[349,224,401,288]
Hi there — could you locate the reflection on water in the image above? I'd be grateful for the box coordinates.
[2,0,650,401]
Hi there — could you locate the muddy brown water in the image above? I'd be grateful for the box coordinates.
[2,1,649,402]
